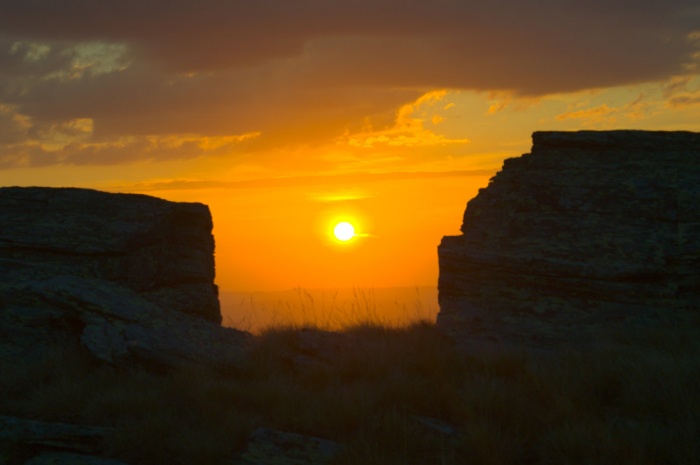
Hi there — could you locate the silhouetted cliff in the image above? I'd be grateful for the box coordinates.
[0,187,248,369]
[438,130,700,350]
[0,187,220,321]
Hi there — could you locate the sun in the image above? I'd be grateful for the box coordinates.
[333,221,355,241]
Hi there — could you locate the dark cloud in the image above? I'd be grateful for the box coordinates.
[0,40,73,79]
[0,0,698,167]
[1,0,695,75]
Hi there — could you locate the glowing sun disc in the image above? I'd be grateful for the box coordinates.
[333,222,355,241]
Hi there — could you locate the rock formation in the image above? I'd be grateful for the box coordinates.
[0,187,220,322]
[0,415,128,465]
[438,130,700,350]
[0,187,249,369]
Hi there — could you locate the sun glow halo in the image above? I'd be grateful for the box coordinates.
[333,221,355,241]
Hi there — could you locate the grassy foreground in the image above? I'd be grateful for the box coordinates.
[1,319,699,465]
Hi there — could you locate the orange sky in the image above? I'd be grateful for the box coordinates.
[1,1,699,292]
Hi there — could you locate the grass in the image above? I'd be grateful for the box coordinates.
[223,286,438,334]
[2,311,699,464]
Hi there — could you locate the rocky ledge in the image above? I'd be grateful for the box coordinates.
[0,187,249,370]
[438,130,700,350]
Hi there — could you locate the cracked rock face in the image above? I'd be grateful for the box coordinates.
[437,131,700,350]
[0,187,249,370]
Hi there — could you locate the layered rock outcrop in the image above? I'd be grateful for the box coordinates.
[0,187,249,369]
[0,187,220,322]
[438,131,700,350]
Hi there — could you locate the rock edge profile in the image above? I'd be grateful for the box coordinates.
[437,130,700,351]
[0,187,249,369]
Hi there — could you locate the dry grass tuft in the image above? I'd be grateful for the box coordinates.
[2,312,699,464]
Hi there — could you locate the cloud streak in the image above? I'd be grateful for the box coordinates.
[109,169,496,193]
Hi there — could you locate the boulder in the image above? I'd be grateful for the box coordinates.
[0,187,249,370]
[0,415,127,465]
[234,427,345,465]
[0,415,111,453]
[437,131,700,350]
[24,453,133,465]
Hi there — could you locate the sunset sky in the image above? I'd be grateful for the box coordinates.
[1,1,699,292]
